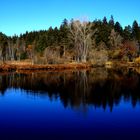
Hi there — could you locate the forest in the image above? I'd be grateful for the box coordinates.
[0,16,140,66]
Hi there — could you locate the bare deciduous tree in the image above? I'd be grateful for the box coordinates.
[8,39,15,61]
[69,19,96,63]
[109,29,123,49]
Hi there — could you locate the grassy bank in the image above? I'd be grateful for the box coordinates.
[0,59,140,72]
[0,60,92,72]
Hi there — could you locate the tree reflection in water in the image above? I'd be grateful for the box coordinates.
[0,68,140,111]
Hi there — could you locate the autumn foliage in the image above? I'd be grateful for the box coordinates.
[0,17,140,66]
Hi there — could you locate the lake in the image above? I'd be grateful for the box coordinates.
[0,68,140,140]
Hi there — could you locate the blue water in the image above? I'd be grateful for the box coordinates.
[0,70,140,140]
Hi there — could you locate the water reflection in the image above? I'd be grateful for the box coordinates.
[0,68,140,111]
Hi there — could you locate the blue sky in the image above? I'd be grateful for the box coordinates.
[0,0,140,36]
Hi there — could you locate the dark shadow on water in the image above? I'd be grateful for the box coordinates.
[0,68,140,111]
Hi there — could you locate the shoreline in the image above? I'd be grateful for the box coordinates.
[0,61,139,72]
[0,63,93,72]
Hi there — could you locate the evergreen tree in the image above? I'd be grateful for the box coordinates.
[93,20,111,47]
[109,15,115,27]
[132,20,140,43]
[114,21,123,35]
[123,25,132,40]
[36,35,47,53]
[47,26,55,46]
[102,16,107,24]
[59,19,69,45]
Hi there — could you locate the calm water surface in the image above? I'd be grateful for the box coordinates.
[0,68,140,140]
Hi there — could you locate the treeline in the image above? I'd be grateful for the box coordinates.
[0,16,140,64]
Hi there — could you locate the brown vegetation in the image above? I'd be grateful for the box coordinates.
[0,60,92,72]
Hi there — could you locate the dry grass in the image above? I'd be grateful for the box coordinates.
[0,60,92,72]
[6,59,32,65]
